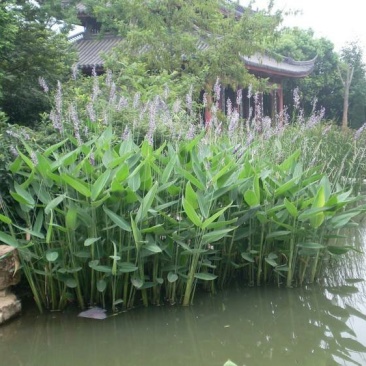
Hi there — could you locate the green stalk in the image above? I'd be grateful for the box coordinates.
[182,251,200,306]
[48,263,57,310]
[256,228,265,286]
[310,250,321,283]
[299,256,310,285]
[111,276,117,312]
[21,257,44,313]
[123,273,129,309]
[286,217,297,287]
[220,234,235,288]
[152,255,159,305]
[286,236,295,287]
[138,257,148,307]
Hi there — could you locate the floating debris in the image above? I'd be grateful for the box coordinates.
[78,307,107,320]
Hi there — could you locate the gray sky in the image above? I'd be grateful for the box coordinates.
[242,0,366,57]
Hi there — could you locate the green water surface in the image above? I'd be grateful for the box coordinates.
[1,228,366,366]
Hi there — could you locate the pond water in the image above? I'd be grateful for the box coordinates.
[1,226,366,366]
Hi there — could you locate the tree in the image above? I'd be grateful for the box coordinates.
[338,63,354,130]
[339,42,366,129]
[0,1,77,126]
[78,0,282,98]
[270,27,343,121]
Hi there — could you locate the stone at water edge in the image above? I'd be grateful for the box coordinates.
[0,293,21,325]
[0,245,22,324]
[0,245,20,289]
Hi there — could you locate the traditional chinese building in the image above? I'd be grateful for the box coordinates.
[67,2,316,120]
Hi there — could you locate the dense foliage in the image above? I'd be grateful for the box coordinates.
[76,0,281,99]
[271,28,366,128]
[1,1,366,313]
[0,75,365,313]
[0,0,76,125]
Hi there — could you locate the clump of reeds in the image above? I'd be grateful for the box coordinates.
[0,73,365,313]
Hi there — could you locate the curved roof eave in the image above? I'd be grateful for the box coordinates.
[241,53,317,78]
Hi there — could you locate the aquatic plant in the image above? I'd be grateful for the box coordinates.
[0,75,365,312]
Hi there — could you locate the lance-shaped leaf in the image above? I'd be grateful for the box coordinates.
[61,174,91,198]
[194,272,217,281]
[201,227,235,244]
[44,138,69,157]
[297,242,325,249]
[279,149,300,172]
[13,225,45,239]
[161,154,177,184]
[114,163,129,182]
[0,232,20,248]
[266,231,291,240]
[265,254,278,267]
[128,172,141,192]
[241,252,254,263]
[84,237,101,247]
[14,182,35,206]
[135,181,158,223]
[202,202,232,229]
[117,262,138,273]
[298,207,329,221]
[131,214,143,251]
[330,212,360,229]
[46,210,53,244]
[197,192,210,219]
[45,194,66,215]
[65,207,78,230]
[91,169,111,201]
[51,148,81,170]
[182,197,202,227]
[17,150,34,170]
[327,245,359,255]
[176,166,205,190]
[103,207,131,232]
[185,181,199,210]
[284,198,298,218]
[274,177,297,197]
[310,186,326,228]
[244,190,259,207]
[0,214,12,225]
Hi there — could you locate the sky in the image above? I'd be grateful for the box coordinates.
[241,0,366,56]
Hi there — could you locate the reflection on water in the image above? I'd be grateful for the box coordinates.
[1,227,366,366]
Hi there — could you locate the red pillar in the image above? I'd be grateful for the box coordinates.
[277,84,284,127]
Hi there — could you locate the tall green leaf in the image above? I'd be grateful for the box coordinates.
[185,182,199,210]
[135,181,158,223]
[202,202,232,229]
[182,197,202,227]
[91,169,111,201]
[103,207,132,232]
[61,174,91,198]
[0,232,19,247]
[45,194,66,215]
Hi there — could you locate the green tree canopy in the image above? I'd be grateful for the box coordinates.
[79,0,282,94]
[0,1,76,126]
[271,27,343,121]
[340,41,366,129]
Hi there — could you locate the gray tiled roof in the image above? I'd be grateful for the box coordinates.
[73,35,122,69]
[73,35,315,77]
